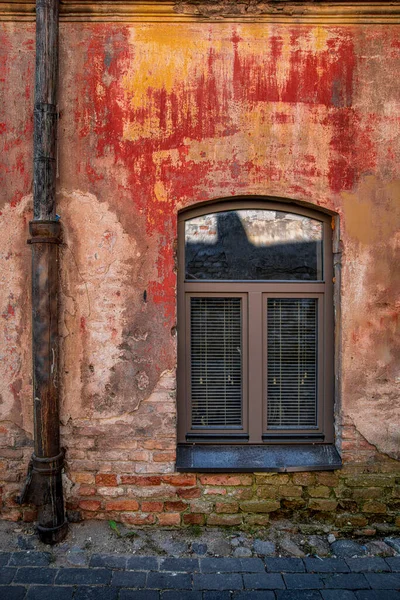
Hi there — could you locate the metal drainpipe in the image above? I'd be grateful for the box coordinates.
[19,0,68,544]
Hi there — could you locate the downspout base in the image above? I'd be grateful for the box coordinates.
[37,520,68,545]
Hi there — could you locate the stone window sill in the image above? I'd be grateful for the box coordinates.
[176,444,342,472]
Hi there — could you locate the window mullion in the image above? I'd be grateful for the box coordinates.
[247,291,263,443]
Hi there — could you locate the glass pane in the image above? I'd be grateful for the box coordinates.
[185,210,323,280]
[190,297,242,429]
[267,298,317,429]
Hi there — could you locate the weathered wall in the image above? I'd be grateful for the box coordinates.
[0,14,399,528]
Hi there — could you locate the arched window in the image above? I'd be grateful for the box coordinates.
[176,200,341,471]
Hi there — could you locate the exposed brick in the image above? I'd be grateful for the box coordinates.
[354,528,376,536]
[293,473,316,486]
[95,474,117,487]
[120,513,155,525]
[120,475,162,485]
[165,501,187,512]
[22,508,37,522]
[189,500,213,514]
[335,514,368,528]
[79,485,96,496]
[308,486,331,498]
[316,472,340,486]
[199,475,252,486]
[308,499,338,512]
[97,486,124,497]
[351,487,384,500]
[141,501,163,512]
[207,513,242,526]
[105,500,139,511]
[162,475,197,486]
[71,472,95,484]
[79,500,101,511]
[204,488,227,495]
[244,514,270,526]
[240,501,280,513]
[183,513,206,525]
[158,512,181,525]
[153,452,176,462]
[345,475,396,487]
[256,486,278,499]
[143,440,175,450]
[215,502,239,513]
[255,474,289,485]
[279,485,303,498]
[363,500,387,513]
[177,487,201,499]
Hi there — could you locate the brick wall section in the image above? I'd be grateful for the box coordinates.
[0,374,399,531]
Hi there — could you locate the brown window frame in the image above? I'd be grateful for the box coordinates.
[177,199,335,450]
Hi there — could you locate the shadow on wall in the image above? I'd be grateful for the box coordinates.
[185,211,322,281]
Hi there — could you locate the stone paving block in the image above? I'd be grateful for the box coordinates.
[265,558,306,572]
[243,573,285,589]
[346,558,390,572]
[9,552,51,566]
[147,572,192,590]
[305,558,349,573]
[322,574,370,589]
[26,587,74,600]
[162,592,202,600]
[321,591,357,600]
[276,591,323,600]
[355,592,400,600]
[160,557,200,572]
[365,573,400,589]
[126,557,159,571]
[193,573,243,590]
[284,573,323,589]
[74,587,119,600]
[202,593,231,600]
[233,592,275,600]
[201,557,243,573]
[119,591,159,600]
[14,566,56,584]
[55,567,112,585]
[0,553,11,567]
[111,570,147,587]
[89,553,128,569]
[0,586,27,600]
[238,558,266,572]
[0,567,16,584]
[386,559,400,573]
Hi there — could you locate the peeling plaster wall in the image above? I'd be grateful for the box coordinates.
[0,16,399,523]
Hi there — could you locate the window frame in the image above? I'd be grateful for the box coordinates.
[177,199,335,448]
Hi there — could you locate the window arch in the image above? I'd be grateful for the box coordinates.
[176,199,341,472]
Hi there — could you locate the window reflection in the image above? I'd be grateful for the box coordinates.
[185,210,323,281]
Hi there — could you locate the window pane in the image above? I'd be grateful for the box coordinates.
[185,210,323,280]
[190,297,242,429]
[267,298,317,429]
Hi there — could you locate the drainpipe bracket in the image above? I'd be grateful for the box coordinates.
[28,220,62,244]
[18,449,65,506]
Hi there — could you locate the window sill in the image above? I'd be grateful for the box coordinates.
[176,444,342,472]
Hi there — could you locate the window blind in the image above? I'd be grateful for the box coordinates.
[190,297,242,428]
[267,298,317,429]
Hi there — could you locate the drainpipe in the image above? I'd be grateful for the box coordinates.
[19,0,68,544]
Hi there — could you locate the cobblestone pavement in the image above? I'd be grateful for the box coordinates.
[0,552,399,599]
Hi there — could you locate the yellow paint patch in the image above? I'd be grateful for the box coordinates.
[342,176,400,244]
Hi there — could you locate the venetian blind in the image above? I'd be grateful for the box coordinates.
[190,297,242,428]
[267,298,317,429]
